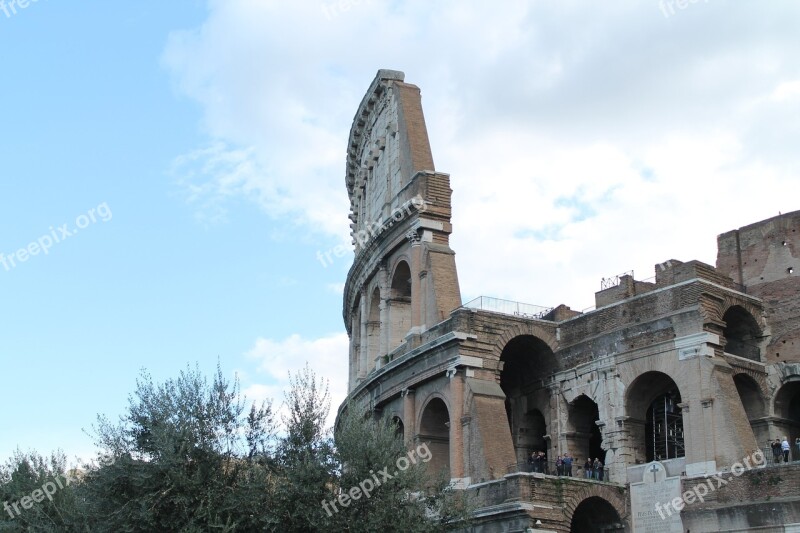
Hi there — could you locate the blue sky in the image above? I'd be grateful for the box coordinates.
[2,0,799,462]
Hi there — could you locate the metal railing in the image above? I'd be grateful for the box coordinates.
[462,296,553,320]
[600,270,634,290]
[763,445,800,465]
[506,461,607,481]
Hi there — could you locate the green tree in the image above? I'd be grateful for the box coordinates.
[81,364,276,532]
[330,408,472,532]
[268,364,337,532]
[0,450,83,532]
[2,363,472,532]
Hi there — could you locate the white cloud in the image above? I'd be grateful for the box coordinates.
[243,332,349,428]
[771,80,800,102]
[163,1,800,316]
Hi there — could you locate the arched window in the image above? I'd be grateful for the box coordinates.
[391,416,405,442]
[387,261,412,352]
[734,373,768,445]
[568,395,605,467]
[499,335,557,465]
[723,306,762,361]
[419,398,450,478]
[626,372,685,463]
[774,381,800,454]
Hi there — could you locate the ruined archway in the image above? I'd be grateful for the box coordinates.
[568,395,604,468]
[774,381,800,456]
[388,260,412,352]
[626,372,685,463]
[734,373,769,445]
[419,397,450,478]
[392,415,405,442]
[569,495,625,533]
[500,335,557,464]
[723,305,762,361]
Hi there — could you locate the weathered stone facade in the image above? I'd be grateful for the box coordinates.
[338,70,800,532]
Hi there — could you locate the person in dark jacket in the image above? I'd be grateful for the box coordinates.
[584,458,593,479]
[772,439,782,464]
[593,457,604,481]
[563,453,573,477]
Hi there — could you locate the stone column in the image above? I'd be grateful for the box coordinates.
[378,266,389,366]
[448,367,466,483]
[402,388,416,446]
[358,289,368,381]
[407,230,422,331]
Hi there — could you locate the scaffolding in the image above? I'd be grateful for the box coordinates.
[648,391,685,461]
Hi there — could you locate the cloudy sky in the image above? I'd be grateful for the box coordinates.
[1,0,798,462]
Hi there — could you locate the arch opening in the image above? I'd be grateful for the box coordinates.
[570,496,624,533]
[774,381,800,457]
[626,372,685,463]
[568,395,605,470]
[388,261,412,352]
[392,416,405,442]
[500,335,557,465]
[723,306,762,361]
[734,373,769,445]
[419,398,450,478]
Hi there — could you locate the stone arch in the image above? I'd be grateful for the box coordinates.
[499,335,558,465]
[567,394,605,468]
[722,305,763,361]
[773,380,800,453]
[625,371,685,463]
[492,323,558,361]
[418,395,451,479]
[391,414,405,441]
[388,259,412,352]
[564,485,628,532]
[734,373,770,447]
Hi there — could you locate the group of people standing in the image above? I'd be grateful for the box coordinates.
[528,451,548,473]
[583,457,604,480]
[527,451,604,480]
[770,436,798,464]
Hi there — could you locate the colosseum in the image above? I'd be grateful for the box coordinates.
[338,70,800,532]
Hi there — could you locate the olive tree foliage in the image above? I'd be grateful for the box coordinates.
[0,450,84,532]
[81,364,277,531]
[0,363,471,531]
[331,408,472,532]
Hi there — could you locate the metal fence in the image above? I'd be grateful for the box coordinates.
[506,461,608,480]
[762,444,800,465]
[462,296,553,320]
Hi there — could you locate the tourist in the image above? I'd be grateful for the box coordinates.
[593,457,604,481]
[556,454,564,476]
[795,438,800,462]
[563,453,573,477]
[528,451,537,473]
[538,451,546,473]
[772,438,782,464]
[584,458,593,479]
[782,436,791,463]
